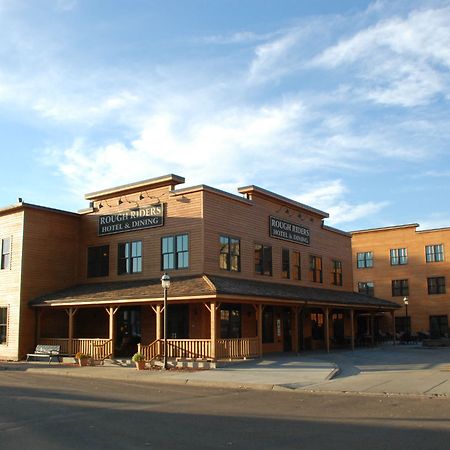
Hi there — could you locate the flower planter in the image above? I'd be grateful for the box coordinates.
[78,358,90,367]
[135,360,146,370]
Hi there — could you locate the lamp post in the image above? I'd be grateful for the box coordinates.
[403,296,409,342]
[161,272,171,370]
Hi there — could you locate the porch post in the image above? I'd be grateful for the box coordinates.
[391,310,397,346]
[325,307,330,353]
[210,301,217,360]
[370,313,375,345]
[106,307,119,358]
[66,308,78,355]
[292,307,299,353]
[257,304,263,358]
[350,309,355,351]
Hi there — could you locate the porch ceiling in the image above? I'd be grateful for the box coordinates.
[29,274,399,310]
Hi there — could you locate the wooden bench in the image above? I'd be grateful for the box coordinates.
[26,345,61,363]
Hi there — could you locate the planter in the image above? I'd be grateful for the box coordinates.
[135,360,146,370]
[78,358,90,367]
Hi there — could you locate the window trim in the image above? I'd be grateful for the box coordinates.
[391,279,409,297]
[118,240,143,275]
[87,245,110,278]
[161,233,189,271]
[219,235,241,272]
[309,255,323,283]
[425,244,444,263]
[427,276,446,295]
[331,259,343,286]
[1,237,11,270]
[0,306,8,345]
[390,248,408,266]
[357,251,373,269]
[254,243,272,276]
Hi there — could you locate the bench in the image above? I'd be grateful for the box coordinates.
[26,345,61,363]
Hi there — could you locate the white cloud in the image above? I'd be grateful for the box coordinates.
[311,6,450,106]
[293,180,389,225]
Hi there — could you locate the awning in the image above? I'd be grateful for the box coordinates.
[29,273,400,310]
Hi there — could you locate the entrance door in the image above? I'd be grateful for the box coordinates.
[168,304,189,339]
[430,315,448,338]
[332,312,345,345]
[282,308,292,352]
[116,307,141,357]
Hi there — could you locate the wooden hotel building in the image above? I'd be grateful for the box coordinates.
[0,175,398,361]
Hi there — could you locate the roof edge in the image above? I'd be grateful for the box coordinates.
[351,223,420,234]
[238,185,329,219]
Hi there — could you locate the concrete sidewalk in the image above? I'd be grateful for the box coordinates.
[1,345,449,396]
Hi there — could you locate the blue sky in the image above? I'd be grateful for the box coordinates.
[1,0,450,231]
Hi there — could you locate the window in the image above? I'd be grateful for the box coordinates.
[429,315,448,338]
[262,307,274,343]
[1,237,11,270]
[390,248,408,265]
[292,251,301,280]
[161,234,189,270]
[311,312,324,340]
[254,244,272,276]
[425,244,444,262]
[282,249,290,279]
[358,281,374,296]
[87,245,109,277]
[395,316,411,335]
[332,260,343,286]
[0,307,7,344]
[427,276,446,295]
[219,236,240,272]
[220,304,241,338]
[118,241,142,275]
[357,251,373,268]
[309,255,323,283]
[392,279,409,296]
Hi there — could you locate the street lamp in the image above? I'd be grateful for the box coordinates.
[403,296,409,342]
[161,272,171,370]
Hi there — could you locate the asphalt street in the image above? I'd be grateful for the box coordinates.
[0,371,449,450]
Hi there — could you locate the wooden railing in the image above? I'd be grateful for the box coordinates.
[139,339,212,360]
[139,338,259,361]
[38,338,112,357]
[216,338,259,359]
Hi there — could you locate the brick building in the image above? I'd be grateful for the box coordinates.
[352,224,450,339]
[1,174,397,361]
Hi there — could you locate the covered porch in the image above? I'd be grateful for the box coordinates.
[31,274,400,361]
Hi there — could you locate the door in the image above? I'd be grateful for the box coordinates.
[282,308,292,352]
[116,307,141,357]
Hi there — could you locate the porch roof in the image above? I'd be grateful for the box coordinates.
[29,274,399,310]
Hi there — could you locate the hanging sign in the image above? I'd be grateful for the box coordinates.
[98,204,164,236]
[269,216,310,245]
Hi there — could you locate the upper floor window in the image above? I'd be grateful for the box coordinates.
[0,307,7,344]
[425,244,444,263]
[390,248,408,265]
[162,234,189,270]
[282,249,290,279]
[332,260,343,286]
[292,251,301,280]
[118,241,142,275]
[357,251,373,268]
[392,279,409,297]
[219,236,240,272]
[255,244,272,276]
[427,276,446,295]
[1,237,11,270]
[309,255,323,283]
[87,245,109,278]
[358,281,374,296]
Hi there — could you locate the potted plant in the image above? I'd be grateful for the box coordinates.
[75,351,90,367]
[132,352,146,370]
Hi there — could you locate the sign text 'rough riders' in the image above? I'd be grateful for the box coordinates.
[269,216,310,245]
[98,204,164,236]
